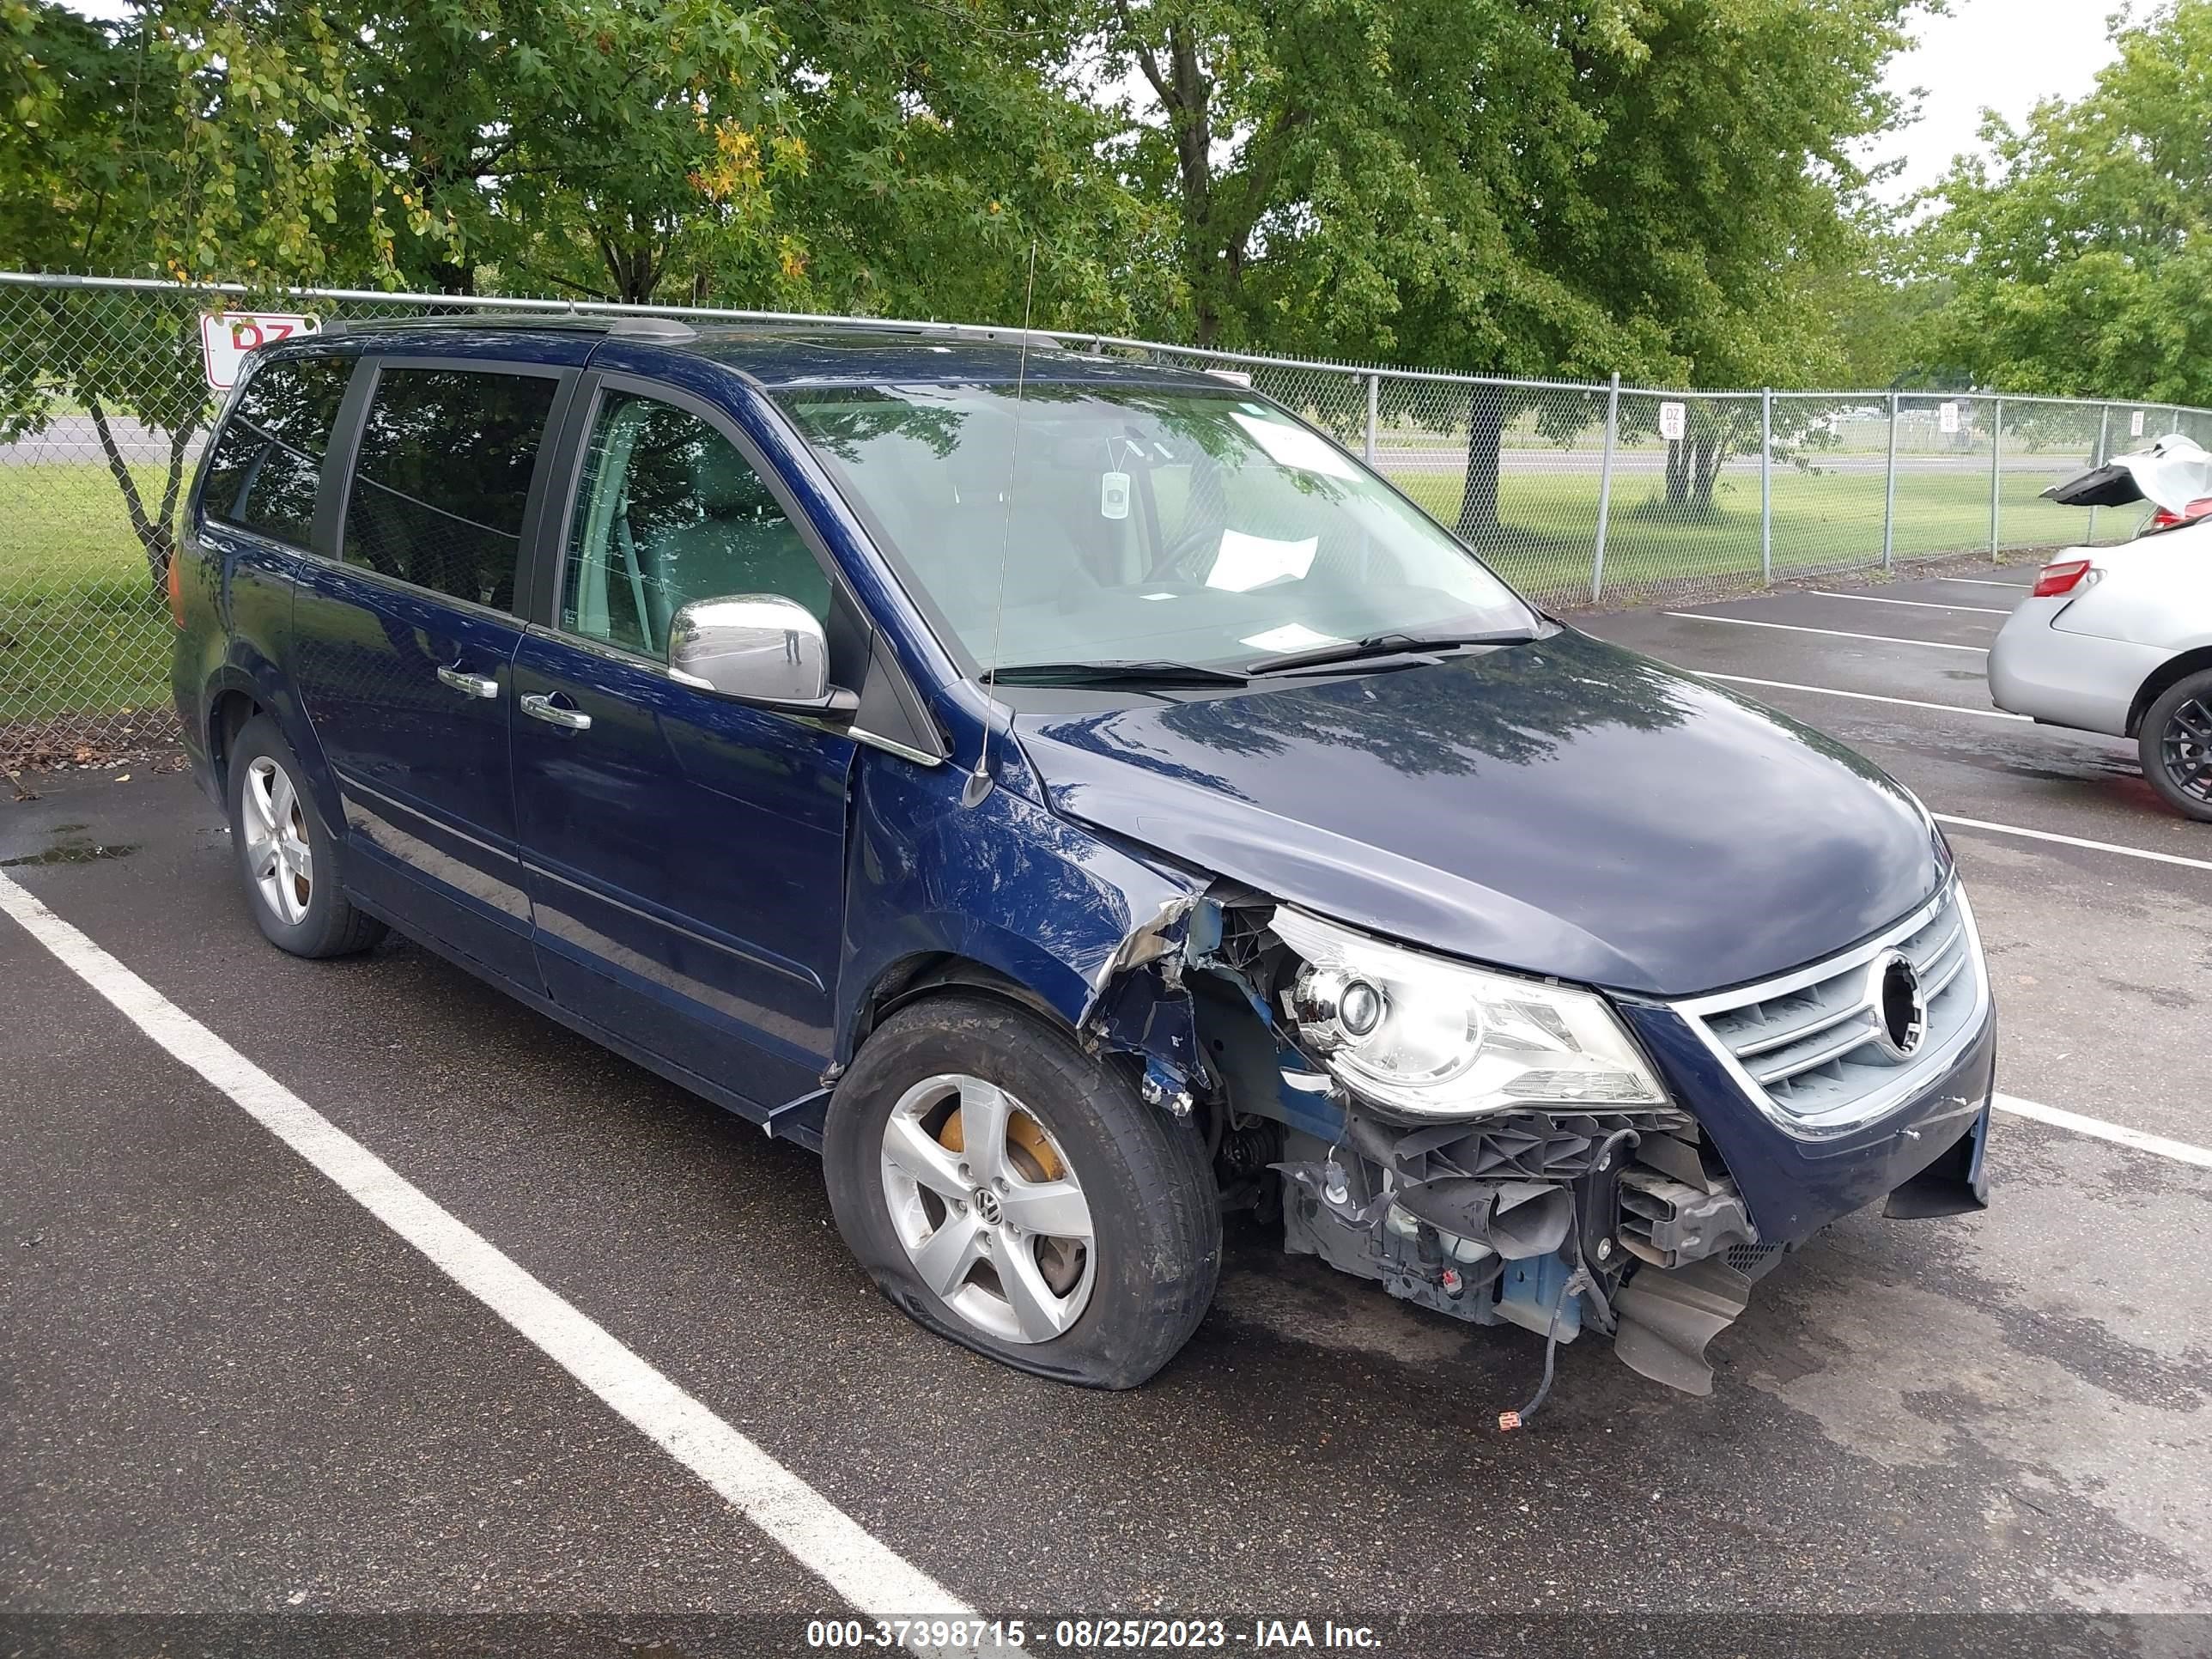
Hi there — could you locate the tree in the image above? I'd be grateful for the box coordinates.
[335,0,799,304]
[1912,0,2212,407]
[1091,0,1927,534]
[684,0,1181,331]
[1449,0,1923,532]
[1090,0,1634,356]
[327,0,1168,326]
[0,1,442,594]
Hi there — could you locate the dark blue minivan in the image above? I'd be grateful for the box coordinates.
[173,317,1994,1401]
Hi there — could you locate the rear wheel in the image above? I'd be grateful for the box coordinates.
[823,994,1220,1389]
[226,715,386,957]
[2140,670,2212,824]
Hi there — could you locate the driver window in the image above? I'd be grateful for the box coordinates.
[561,391,830,658]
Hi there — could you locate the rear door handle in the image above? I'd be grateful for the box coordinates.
[436,665,501,700]
[520,691,592,732]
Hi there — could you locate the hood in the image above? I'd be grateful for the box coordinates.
[2043,434,2212,514]
[1015,629,1944,998]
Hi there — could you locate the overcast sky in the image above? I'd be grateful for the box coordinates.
[1868,0,2125,204]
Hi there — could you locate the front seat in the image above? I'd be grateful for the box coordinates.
[646,444,831,644]
[928,435,1097,638]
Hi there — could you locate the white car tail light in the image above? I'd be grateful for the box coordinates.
[2146,495,2212,533]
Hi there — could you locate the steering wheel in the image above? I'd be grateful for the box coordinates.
[1147,522,1223,585]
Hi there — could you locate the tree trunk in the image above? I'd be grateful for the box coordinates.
[428,258,476,296]
[598,228,662,306]
[1664,440,1691,509]
[1690,434,1725,514]
[1455,394,1504,539]
[84,394,175,599]
[1192,289,1223,348]
[1143,21,1224,347]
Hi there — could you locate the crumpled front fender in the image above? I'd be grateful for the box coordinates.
[836,742,1210,1079]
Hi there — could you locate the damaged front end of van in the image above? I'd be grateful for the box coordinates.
[1072,865,1994,1407]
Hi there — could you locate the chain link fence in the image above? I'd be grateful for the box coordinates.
[6,270,2209,763]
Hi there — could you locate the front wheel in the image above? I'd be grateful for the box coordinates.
[823,994,1220,1389]
[2140,669,2212,824]
[226,714,386,957]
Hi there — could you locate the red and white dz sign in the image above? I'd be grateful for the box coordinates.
[199,311,320,390]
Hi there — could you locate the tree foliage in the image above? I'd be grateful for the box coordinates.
[721,1,1178,331]
[0,0,1966,572]
[1091,0,1922,383]
[3,0,1942,362]
[1913,0,2212,406]
[1,0,430,592]
[1085,0,1923,528]
[339,0,799,302]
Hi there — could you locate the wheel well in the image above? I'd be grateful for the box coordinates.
[853,953,1073,1057]
[2129,648,2212,737]
[207,690,261,788]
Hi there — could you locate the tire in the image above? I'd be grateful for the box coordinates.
[823,994,1221,1389]
[225,714,386,957]
[2139,669,2212,824]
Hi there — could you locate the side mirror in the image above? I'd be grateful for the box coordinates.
[667,595,856,716]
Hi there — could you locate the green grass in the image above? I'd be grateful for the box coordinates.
[1,463,179,728]
[3,454,2105,729]
[1390,461,2109,600]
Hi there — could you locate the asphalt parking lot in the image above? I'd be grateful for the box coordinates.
[5,559,2211,1656]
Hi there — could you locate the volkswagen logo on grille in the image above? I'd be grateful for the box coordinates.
[1868,951,1929,1061]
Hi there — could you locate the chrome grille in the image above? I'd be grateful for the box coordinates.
[1674,884,1989,1139]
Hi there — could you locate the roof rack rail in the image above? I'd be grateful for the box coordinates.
[608,315,701,341]
[318,313,697,343]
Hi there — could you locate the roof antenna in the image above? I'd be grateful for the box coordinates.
[963,239,1040,809]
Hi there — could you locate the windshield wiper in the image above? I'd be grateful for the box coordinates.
[987,659,1252,690]
[1243,628,1540,677]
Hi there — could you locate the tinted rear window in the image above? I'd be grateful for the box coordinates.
[342,366,556,612]
[199,356,353,546]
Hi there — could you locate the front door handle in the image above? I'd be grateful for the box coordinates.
[520,691,592,732]
[436,665,501,700]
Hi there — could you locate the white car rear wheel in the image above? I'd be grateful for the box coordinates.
[2141,669,2212,824]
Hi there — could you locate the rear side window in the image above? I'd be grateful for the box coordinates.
[199,356,353,547]
[342,367,556,612]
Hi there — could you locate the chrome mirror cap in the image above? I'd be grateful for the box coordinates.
[668,594,834,708]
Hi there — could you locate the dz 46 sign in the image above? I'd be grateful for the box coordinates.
[199,312,319,391]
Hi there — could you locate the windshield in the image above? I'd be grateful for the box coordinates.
[775,382,1536,675]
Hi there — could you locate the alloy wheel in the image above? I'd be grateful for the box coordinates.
[243,754,314,926]
[878,1073,1096,1344]
[2161,696,2212,805]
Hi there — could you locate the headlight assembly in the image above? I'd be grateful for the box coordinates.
[1271,907,1669,1121]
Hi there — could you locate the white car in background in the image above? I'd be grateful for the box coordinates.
[1987,434,2212,823]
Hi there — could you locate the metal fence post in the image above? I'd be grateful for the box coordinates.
[1364,373,1379,465]
[2090,404,2110,543]
[1881,390,1899,571]
[1759,388,1773,584]
[1988,396,2003,560]
[1590,372,1620,605]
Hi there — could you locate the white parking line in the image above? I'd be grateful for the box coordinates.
[1938,577,2030,589]
[1662,613,1990,653]
[1932,812,2212,873]
[1996,1094,2212,1170]
[1809,591,2012,616]
[1699,672,2031,720]
[0,872,979,1652]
